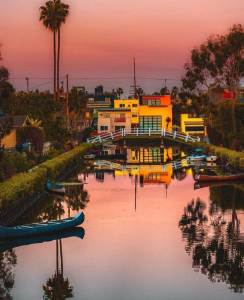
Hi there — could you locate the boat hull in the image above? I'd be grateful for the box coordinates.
[0,212,85,240]
[195,174,244,182]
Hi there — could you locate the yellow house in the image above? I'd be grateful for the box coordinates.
[139,95,173,131]
[180,114,207,136]
[114,99,139,125]
[0,115,30,149]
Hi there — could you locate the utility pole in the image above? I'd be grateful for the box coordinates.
[66,74,70,130]
[133,57,137,98]
[25,77,29,92]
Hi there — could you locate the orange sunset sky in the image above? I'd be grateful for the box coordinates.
[0,0,243,93]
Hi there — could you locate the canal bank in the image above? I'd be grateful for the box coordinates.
[197,143,244,169]
[0,143,91,215]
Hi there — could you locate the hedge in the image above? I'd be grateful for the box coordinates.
[0,143,91,210]
[196,143,244,169]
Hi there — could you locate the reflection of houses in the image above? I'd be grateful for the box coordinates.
[180,114,207,137]
[97,95,173,134]
[115,164,172,186]
[127,147,172,164]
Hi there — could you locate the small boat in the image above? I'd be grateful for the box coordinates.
[57,182,84,187]
[188,154,207,162]
[206,155,217,162]
[0,212,85,240]
[84,154,96,159]
[194,173,244,182]
[0,227,85,252]
[46,180,65,194]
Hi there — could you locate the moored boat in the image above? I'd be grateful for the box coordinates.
[0,227,85,252]
[46,180,65,194]
[0,212,85,239]
[194,173,244,182]
[84,154,96,159]
[206,155,217,162]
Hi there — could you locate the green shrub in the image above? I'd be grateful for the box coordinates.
[0,143,91,210]
[197,143,244,169]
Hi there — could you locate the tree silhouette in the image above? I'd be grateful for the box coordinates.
[0,250,17,300]
[179,191,244,293]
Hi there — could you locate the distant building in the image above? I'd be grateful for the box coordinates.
[139,95,173,131]
[97,94,173,133]
[209,87,236,105]
[97,108,132,133]
[180,114,206,136]
[0,115,30,148]
[114,99,139,127]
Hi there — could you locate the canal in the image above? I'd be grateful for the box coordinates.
[1,145,244,300]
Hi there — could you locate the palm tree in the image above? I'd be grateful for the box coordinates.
[56,0,69,100]
[39,0,69,101]
[116,87,124,99]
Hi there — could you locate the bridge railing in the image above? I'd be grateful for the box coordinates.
[87,128,200,144]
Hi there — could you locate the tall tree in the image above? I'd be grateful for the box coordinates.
[40,1,59,100]
[116,87,124,99]
[181,24,244,132]
[56,0,69,100]
[40,0,69,101]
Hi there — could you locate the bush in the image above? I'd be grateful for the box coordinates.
[197,143,244,169]
[0,143,91,210]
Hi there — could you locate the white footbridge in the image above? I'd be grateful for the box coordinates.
[87,128,200,144]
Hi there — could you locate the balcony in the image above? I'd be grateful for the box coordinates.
[114,118,126,123]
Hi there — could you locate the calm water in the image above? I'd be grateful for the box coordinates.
[1,147,244,300]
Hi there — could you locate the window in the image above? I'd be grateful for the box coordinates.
[143,99,160,106]
[132,114,138,118]
[185,126,204,132]
[132,104,138,107]
[139,116,162,131]
[100,125,108,131]
[120,104,125,108]
[115,126,125,131]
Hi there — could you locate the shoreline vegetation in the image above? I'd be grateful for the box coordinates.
[0,143,91,211]
[197,143,244,170]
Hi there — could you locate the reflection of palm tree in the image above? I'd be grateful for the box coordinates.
[179,198,208,253]
[179,193,244,293]
[174,169,187,181]
[64,186,89,217]
[43,239,73,299]
[0,250,17,300]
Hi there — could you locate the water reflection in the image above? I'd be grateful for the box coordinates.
[43,239,73,299]
[179,185,244,293]
[0,249,16,300]
[0,184,88,299]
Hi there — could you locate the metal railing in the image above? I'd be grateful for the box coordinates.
[87,128,200,144]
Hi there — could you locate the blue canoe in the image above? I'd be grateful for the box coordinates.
[0,227,85,252]
[46,180,65,194]
[0,212,85,240]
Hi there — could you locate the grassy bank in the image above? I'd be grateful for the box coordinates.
[0,143,91,211]
[197,143,244,169]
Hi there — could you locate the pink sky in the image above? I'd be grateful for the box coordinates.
[0,0,243,93]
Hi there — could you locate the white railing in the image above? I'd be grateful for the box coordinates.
[87,129,200,144]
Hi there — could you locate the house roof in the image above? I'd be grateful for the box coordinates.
[12,115,28,128]
[97,108,131,112]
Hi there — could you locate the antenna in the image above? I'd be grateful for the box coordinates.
[130,57,140,98]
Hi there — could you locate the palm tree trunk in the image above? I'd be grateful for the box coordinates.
[57,27,61,100]
[53,29,57,100]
